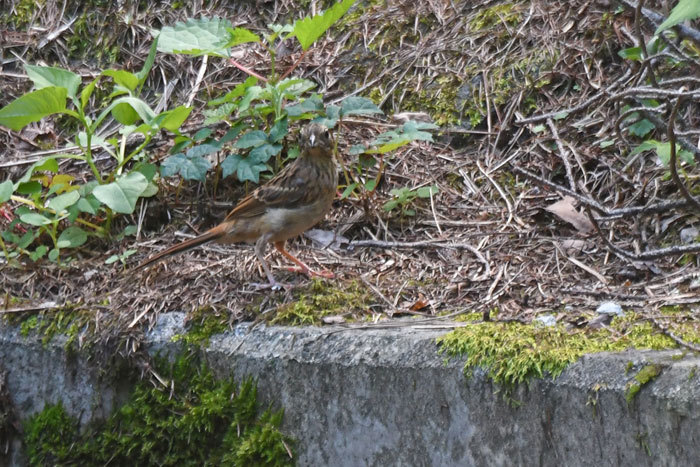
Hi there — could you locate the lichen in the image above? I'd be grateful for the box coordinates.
[438,313,681,391]
[22,353,294,466]
[625,364,662,404]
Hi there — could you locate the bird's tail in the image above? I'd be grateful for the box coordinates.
[135,224,227,271]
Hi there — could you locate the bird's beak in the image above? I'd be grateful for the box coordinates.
[309,133,316,147]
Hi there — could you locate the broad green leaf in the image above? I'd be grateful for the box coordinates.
[103,69,139,91]
[24,64,81,100]
[20,212,52,226]
[220,154,241,178]
[313,104,340,128]
[156,105,193,132]
[285,95,323,117]
[16,181,42,195]
[160,153,211,182]
[235,130,268,149]
[223,27,260,47]
[628,119,655,138]
[249,143,282,163]
[48,248,59,261]
[81,78,98,110]
[292,0,356,50]
[48,191,80,212]
[77,195,100,215]
[220,154,267,182]
[187,143,219,158]
[417,185,439,198]
[57,226,87,248]
[157,17,233,57]
[202,103,235,125]
[340,96,383,117]
[29,245,48,261]
[109,97,156,125]
[348,144,366,155]
[277,78,316,97]
[237,86,265,113]
[92,172,148,214]
[0,180,13,203]
[105,255,119,265]
[14,157,59,188]
[0,87,67,131]
[269,117,288,143]
[194,128,213,141]
[656,0,700,34]
[218,123,245,146]
[618,46,642,61]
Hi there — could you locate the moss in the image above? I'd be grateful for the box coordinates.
[173,306,230,347]
[2,0,45,28]
[22,353,294,466]
[469,3,521,31]
[271,278,372,326]
[15,308,91,352]
[438,313,678,391]
[625,364,662,404]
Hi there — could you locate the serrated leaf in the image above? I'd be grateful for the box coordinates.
[235,130,268,149]
[24,64,81,100]
[340,96,383,118]
[57,226,87,248]
[0,87,67,131]
[157,17,233,57]
[292,0,356,50]
[223,27,260,47]
[48,191,80,212]
[92,172,148,214]
[160,153,211,182]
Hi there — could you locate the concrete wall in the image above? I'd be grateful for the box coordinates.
[2,312,699,466]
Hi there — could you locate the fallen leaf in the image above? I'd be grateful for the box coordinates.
[545,196,594,233]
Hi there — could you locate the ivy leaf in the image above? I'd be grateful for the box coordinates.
[339,96,383,118]
[57,226,87,248]
[220,154,267,183]
[157,17,233,57]
[268,118,288,143]
[160,153,211,182]
[235,130,268,149]
[0,87,67,131]
[24,64,81,100]
[249,143,282,163]
[92,172,149,214]
[291,0,356,50]
[312,104,340,128]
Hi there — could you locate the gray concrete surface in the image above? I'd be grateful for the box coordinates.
[2,312,699,466]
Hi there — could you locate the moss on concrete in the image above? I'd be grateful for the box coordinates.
[22,353,294,466]
[438,313,689,391]
[625,364,662,404]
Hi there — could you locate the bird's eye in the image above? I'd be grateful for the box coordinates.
[324,130,330,139]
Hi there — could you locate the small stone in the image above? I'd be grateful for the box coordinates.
[535,314,557,327]
[596,301,623,316]
[680,227,699,244]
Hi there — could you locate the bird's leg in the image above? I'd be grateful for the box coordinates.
[274,241,334,279]
[252,237,288,290]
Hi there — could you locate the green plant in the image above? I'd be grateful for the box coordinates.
[105,248,137,268]
[383,185,439,217]
[0,38,190,263]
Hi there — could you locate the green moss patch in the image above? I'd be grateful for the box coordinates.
[23,354,293,466]
[625,364,662,404]
[438,313,684,390]
[270,278,372,326]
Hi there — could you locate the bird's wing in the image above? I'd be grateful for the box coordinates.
[223,162,308,221]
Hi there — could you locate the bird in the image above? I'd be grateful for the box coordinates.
[136,122,338,288]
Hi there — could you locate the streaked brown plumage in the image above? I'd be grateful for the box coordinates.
[136,123,338,287]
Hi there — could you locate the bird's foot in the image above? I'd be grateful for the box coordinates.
[287,266,334,279]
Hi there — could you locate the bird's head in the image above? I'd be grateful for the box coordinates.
[299,123,333,158]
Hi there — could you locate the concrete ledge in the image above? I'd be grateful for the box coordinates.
[2,313,699,466]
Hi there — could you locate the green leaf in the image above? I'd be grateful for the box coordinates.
[20,212,52,226]
[16,181,42,195]
[103,69,139,91]
[599,140,615,148]
[268,118,288,143]
[237,86,265,113]
[656,0,700,34]
[220,154,267,182]
[340,96,383,118]
[160,153,211,182]
[24,64,81,100]
[194,128,213,141]
[277,78,317,97]
[532,124,546,133]
[292,0,356,50]
[57,226,87,248]
[218,123,244,146]
[157,17,233,57]
[48,248,59,261]
[136,37,159,84]
[80,78,98,110]
[108,97,156,126]
[105,255,119,265]
[618,46,642,61]
[208,76,258,106]
[340,182,358,199]
[77,195,100,215]
[348,144,366,155]
[29,245,48,261]
[285,95,324,117]
[155,105,192,132]
[223,27,260,47]
[187,143,219,158]
[92,172,149,214]
[0,180,15,203]
[0,87,67,131]
[628,119,655,138]
[235,130,268,149]
[416,185,439,198]
[249,143,282,163]
[313,104,340,128]
[48,191,80,212]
